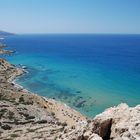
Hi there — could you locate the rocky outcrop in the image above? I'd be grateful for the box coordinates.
[93,103,140,140]
[0,44,14,55]
[0,58,24,83]
[60,104,140,140]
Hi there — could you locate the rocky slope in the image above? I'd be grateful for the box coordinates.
[0,58,87,140]
[60,103,140,140]
[0,57,140,140]
[93,103,140,140]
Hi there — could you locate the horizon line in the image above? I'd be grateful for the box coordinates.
[16,32,140,35]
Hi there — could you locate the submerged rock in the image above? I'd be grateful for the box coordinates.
[75,100,86,108]
[76,91,82,93]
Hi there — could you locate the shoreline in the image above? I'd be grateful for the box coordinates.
[0,55,87,126]
[13,65,87,122]
[0,44,140,140]
[12,79,31,93]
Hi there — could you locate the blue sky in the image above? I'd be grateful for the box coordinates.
[0,0,140,34]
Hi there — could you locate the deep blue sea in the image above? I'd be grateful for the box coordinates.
[3,34,140,117]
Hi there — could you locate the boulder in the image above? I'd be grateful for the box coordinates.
[93,103,140,140]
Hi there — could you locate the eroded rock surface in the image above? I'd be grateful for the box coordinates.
[93,103,140,140]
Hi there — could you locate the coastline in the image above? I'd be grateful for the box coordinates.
[15,65,87,125]
[12,79,31,93]
[0,55,87,126]
[0,46,140,140]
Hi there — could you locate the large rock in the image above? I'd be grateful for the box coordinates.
[92,118,112,139]
[93,103,140,140]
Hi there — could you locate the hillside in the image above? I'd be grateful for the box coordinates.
[0,30,14,37]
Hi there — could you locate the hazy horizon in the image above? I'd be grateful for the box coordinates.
[3,32,140,35]
[0,0,140,34]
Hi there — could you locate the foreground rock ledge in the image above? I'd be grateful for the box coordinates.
[0,58,140,140]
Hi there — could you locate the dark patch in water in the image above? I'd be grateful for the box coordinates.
[45,69,60,74]
[75,100,86,108]
[73,96,86,108]
[90,100,97,105]
[76,91,82,93]
[75,96,83,101]
[56,90,74,99]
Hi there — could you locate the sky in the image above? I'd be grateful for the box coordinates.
[0,0,140,34]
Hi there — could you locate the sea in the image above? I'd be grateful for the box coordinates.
[2,34,140,117]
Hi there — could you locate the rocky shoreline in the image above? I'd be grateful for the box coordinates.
[0,44,14,55]
[0,46,140,140]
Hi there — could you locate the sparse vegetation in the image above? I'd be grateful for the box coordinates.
[10,133,19,138]
[25,115,35,120]
[61,122,67,127]
[19,96,24,103]
[8,111,14,119]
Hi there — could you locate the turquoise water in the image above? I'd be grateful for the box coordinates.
[3,34,140,117]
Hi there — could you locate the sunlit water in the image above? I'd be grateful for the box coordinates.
[3,34,140,117]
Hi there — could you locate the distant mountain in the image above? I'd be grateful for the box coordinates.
[0,30,14,37]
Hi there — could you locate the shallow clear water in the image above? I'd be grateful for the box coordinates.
[3,34,140,117]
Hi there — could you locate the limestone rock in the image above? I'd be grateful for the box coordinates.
[93,103,140,140]
[92,118,112,139]
[89,133,103,140]
[83,131,93,139]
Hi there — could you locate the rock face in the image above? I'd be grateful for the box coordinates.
[60,104,140,140]
[0,58,24,83]
[0,58,140,140]
[93,103,140,140]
